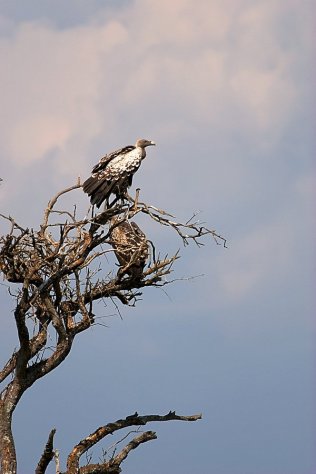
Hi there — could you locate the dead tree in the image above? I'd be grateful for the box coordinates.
[0,182,226,474]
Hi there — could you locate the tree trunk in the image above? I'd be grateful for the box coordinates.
[0,401,17,474]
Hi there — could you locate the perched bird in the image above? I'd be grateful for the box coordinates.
[109,218,149,279]
[83,139,155,208]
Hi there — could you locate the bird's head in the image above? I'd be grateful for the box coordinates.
[135,139,156,148]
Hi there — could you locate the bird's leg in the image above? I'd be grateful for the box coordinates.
[124,192,136,212]
[89,205,104,235]
[83,205,93,221]
[126,191,134,204]
[133,188,140,212]
[108,196,119,208]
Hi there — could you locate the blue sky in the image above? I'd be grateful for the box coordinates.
[0,1,315,473]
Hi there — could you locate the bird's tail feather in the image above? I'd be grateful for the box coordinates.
[83,176,116,208]
[82,176,100,194]
[83,176,129,208]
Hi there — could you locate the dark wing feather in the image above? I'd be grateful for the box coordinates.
[83,177,123,208]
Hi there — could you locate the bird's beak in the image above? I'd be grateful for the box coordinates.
[150,141,156,146]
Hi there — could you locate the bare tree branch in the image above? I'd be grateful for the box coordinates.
[14,285,31,378]
[0,321,48,383]
[41,181,82,232]
[35,428,56,474]
[66,411,202,474]
[110,431,157,467]
[78,432,157,474]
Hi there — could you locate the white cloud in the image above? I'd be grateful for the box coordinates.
[7,115,71,165]
[0,0,303,180]
[230,67,296,131]
[0,20,128,168]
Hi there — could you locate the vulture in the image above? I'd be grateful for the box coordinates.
[83,138,155,208]
[110,218,149,279]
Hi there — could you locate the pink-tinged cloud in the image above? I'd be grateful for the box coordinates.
[0,20,128,167]
[0,0,307,175]
[7,115,71,166]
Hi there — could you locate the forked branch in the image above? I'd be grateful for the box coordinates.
[66,411,202,474]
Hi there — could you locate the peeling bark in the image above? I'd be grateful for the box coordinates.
[0,402,17,474]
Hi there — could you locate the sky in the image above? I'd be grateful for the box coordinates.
[0,1,315,473]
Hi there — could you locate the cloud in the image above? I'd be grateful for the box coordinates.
[217,220,293,301]
[7,115,71,165]
[0,20,128,169]
[0,0,305,182]
[210,170,314,306]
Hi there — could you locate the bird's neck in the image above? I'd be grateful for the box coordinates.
[136,146,146,158]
